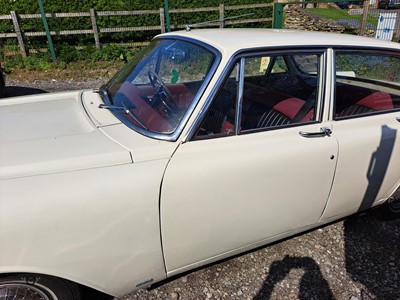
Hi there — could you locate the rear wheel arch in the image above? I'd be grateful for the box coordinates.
[382,188,400,219]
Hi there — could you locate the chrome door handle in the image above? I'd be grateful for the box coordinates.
[299,127,332,138]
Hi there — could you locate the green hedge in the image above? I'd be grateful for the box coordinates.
[0,0,271,13]
[0,1,163,43]
[0,0,273,71]
[0,0,272,39]
[0,0,272,46]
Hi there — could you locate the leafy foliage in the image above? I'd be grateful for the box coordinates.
[337,53,400,81]
[0,0,272,71]
[307,8,378,30]
[0,0,273,44]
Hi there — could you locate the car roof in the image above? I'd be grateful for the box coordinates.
[158,29,400,55]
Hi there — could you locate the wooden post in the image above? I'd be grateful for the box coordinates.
[360,0,370,36]
[219,4,225,28]
[90,8,101,49]
[160,8,166,33]
[10,11,26,57]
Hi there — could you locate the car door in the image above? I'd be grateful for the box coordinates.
[160,50,339,274]
[321,49,400,221]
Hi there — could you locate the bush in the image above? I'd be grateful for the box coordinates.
[3,51,53,72]
[0,0,273,42]
[0,0,273,72]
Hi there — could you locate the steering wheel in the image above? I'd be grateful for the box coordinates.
[148,70,176,109]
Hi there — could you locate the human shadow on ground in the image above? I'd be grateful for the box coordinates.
[254,255,334,300]
[0,85,47,98]
[345,125,400,299]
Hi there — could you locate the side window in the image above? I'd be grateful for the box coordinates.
[193,52,321,140]
[335,52,400,119]
[292,55,319,74]
[241,53,320,132]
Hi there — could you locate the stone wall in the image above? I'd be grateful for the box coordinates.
[284,5,378,37]
[284,5,345,33]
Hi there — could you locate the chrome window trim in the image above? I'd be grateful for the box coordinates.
[326,48,335,122]
[105,36,222,142]
[240,120,321,135]
[317,50,328,122]
[335,109,400,121]
[235,58,245,135]
[184,48,328,142]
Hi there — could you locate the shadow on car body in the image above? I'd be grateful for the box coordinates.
[358,125,397,212]
[254,125,399,299]
[344,124,400,299]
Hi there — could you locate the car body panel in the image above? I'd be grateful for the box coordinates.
[159,29,400,58]
[321,112,400,221]
[82,90,122,127]
[161,122,338,273]
[0,91,174,296]
[0,92,132,180]
[320,50,400,221]
[0,160,168,297]
[82,90,179,162]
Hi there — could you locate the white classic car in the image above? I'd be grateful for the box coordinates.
[1,29,400,300]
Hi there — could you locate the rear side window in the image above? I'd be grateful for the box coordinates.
[334,52,400,119]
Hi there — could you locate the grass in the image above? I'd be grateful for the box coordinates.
[7,60,125,82]
[0,45,142,79]
[307,8,379,28]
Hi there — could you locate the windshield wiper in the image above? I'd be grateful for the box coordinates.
[99,103,148,131]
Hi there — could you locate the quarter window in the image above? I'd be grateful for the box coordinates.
[335,52,400,119]
[195,64,239,137]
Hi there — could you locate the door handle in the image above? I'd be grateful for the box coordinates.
[299,127,332,138]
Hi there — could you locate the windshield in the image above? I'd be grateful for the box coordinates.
[104,39,216,135]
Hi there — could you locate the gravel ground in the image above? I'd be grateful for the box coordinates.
[1,79,400,300]
[1,77,106,96]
